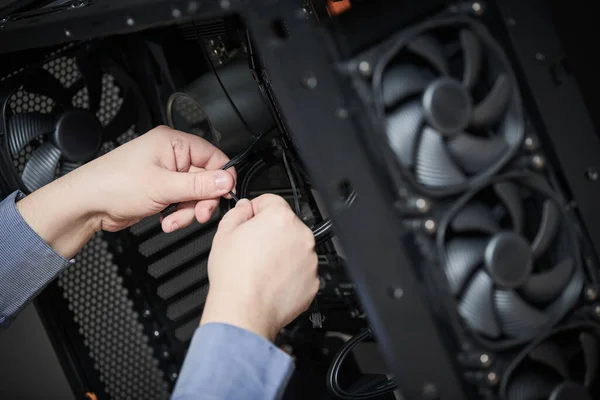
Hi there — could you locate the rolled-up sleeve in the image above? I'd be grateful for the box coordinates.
[0,191,72,327]
[172,323,294,400]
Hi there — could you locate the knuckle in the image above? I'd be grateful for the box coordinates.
[193,173,208,198]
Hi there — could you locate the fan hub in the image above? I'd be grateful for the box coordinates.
[550,382,592,400]
[54,110,103,162]
[484,232,532,289]
[422,78,472,135]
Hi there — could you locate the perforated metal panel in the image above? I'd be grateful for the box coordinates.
[58,235,169,400]
[3,52,168,399]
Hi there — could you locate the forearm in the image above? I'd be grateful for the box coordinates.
[16,172,100,259]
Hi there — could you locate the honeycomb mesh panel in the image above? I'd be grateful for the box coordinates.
[157,259,209,300]
[58,235,169,400]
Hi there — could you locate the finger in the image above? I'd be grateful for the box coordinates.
[190,163,236,199]
[250,193,291,215]
[161,201,197,232]
[157,169,235,204]
[216,199,254,235]
[195,199,219,224]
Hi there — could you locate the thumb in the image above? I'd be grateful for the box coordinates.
[217,199,254,235]
[158,169,234,204]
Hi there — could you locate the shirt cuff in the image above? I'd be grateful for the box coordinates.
[173,323,294,400]
[0,191,73,326]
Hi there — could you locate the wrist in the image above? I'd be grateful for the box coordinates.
[200,290,279,342]
[17,176,101,259]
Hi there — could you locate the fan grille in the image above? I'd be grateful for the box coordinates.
[6,56,138,173]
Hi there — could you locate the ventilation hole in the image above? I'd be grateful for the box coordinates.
[336,179,354,206]
[270,18,288,40]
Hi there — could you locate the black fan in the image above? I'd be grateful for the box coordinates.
[440,175,583,342]
[505,329,598,400]
[380,23,522,191]
[2,46,150,192]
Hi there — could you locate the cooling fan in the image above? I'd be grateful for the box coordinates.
[1,45,151,193]
[438,173,584,345]
[503,325,600,400]
[376,20,523,193]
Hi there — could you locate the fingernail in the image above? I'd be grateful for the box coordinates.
[215,170,232,190]
[171,222,179,232]
[236,198,250,207]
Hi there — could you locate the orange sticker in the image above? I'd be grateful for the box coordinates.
[327,0,351,16]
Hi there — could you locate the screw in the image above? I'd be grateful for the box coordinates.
[170,372,178,381]
[585,287,598,301]
[415,198,430,213]
[487,372,499,385]
[472,2,483,15]
[586,167,598,181]
[65,29,72,37]
[336,108,349,119]
[126,17,135,26]
[302,72,318,89]
[358,61,372,77]
[535,52,546,61]
[188,1,199,13]
[523,136,537,150]
[424,219,437,234]
[480,353,491,367]
[153,330,160,338]
[220,0,231,9]
[391,287,404,299]
[422,383,438,399]
[172,8,182,18]
[142,309,151,318]
[531,155,545,169]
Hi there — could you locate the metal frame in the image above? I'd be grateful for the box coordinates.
[492,0,600,268]
[241,3,467,399]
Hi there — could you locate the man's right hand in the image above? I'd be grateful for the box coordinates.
[201,194,319,341]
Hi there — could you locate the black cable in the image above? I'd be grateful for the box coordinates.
[193,21,258,138]
[327,328,397,399]
[282,149,301,215]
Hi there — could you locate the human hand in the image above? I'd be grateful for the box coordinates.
[201,194,319,342]
[17,126,235,258]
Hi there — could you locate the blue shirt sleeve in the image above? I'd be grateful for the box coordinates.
[0,191,72,327]
[172,323,295,400]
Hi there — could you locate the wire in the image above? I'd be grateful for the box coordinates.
[327,328,397,399]
[282,149,301,215]
[193,21,258,138]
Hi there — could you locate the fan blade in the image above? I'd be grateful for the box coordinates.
[60,160,82,176]
[386,100,423,167]
[521,259,573,303]
[103,88,136,140]
[22,68,70,106]
[21,142,61,192]
[382,65,432,108]
[532,200,561,258]
[451,202,499,234]
[460,30,481,90]
[415,127,466,187]
[445,238,487,295]
[495,290,549,339]
[7,113,55,155]
[407,35,449,75]
[506,371,557,400]
[494,182,524,233]
[579,332,599,387]
[459,271,501,338]
[529,341,569,379]
[579,332,598,388]
[446,133,507,174]
[76,50,102,113]
[471,74,511,126]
